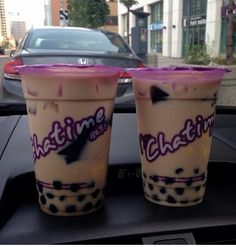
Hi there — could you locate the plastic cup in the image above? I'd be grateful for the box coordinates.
[17,64,121,216]
[131,67,228,207]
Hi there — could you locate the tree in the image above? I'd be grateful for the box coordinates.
[226,0,234,64]
[120,0,138,44]
[67,0,110,28]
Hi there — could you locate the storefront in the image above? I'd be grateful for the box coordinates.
[150,1,163,53]
[182,0,207,57]
[220,0,236,54]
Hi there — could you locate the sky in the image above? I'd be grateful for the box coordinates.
[4,0,45,29]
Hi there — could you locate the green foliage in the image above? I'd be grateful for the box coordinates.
[119,0,138,8]
[211,55,236,65]
[184,44,211,65]
[67,0,110,28]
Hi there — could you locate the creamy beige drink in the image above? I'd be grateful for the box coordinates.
[132,67,227,206]
[17,64,121,215]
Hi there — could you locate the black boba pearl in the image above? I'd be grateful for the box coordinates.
[211,102,215,107]
[49,204,58,214]
[53,181,62,190]
[59,196,66,201]
[94,200,102,209]
[148,183,154,191]
[152,194,160,201]
[91,189,100,199]
[186,179,193,186]
[65,205,77,213]
[40,195,47,205]
[165,177,175,185]
[195,186,201,192]
[202,173,206,180]
[88,181,95,188]
[78,195,86,201]
[143,181,146,188]
[150,175,159,183]
[175,168,184,174]
[46,193,54,199]
[175,188,185,195]
[194,168,199,174]
[70,183,80,192]
[160,187,166,194]
[213,91,217,97]
[180,200,188,204]
[37,183,43,193]
[82,202,93,212]
[143,172,147,178]
[167,195,177,204]
[193,198,201,203]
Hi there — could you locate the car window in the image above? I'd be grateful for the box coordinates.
[24,29,131,54]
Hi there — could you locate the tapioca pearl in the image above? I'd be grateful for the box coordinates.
[49,204,58,214]
[152,194,160,201]
[91,189,100,199]
[148,183,154,191]
[193,198,201,203]
[202,173,206,180]
[160,187,166,194]
[175,168,184,174]
[167,195,177,204]
[65,205,77,213]
[143,172,147,178]
[94,200,102,209]
[59,196,66,201]
[82,202,93,212]
[143,181,146,188]
[211,101,215,107]
[88,181,95,188]
[213,91,217,98]
[40,195,47,205]
[186,179,193,186]
[78,195,86,202]
[53,180,62,190]
[195,186,201,192]
[36,182,43,193]
[175,188,185,195]
[46,193,54,199]
[180,200,189,204]
[165,177,175,185]
[70,184,80,192]
[194,168,199,174]
[202,183,206,188]
[150,175,159,183]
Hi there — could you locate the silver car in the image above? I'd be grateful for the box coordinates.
[3,26,144,101]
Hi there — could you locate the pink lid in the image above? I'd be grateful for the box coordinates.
[131,66,230,84]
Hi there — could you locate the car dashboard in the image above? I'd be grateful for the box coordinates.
[0,106,236,244]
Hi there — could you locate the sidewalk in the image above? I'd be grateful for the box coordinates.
[145,53,236,107]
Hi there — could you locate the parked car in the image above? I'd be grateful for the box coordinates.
[0,47,5,55]
[3,26,144,100]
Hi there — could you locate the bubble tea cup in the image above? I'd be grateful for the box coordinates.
[17,64,121,216]
[131,67,228,207]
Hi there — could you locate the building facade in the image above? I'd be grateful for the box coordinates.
[118,0,232,58]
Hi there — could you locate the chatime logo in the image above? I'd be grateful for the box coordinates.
[139,114,215,163]
[31,107,108,164]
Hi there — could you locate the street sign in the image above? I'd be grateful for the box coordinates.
[59,9,69,20]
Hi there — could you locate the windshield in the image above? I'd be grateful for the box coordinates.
[0,0,236,112]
